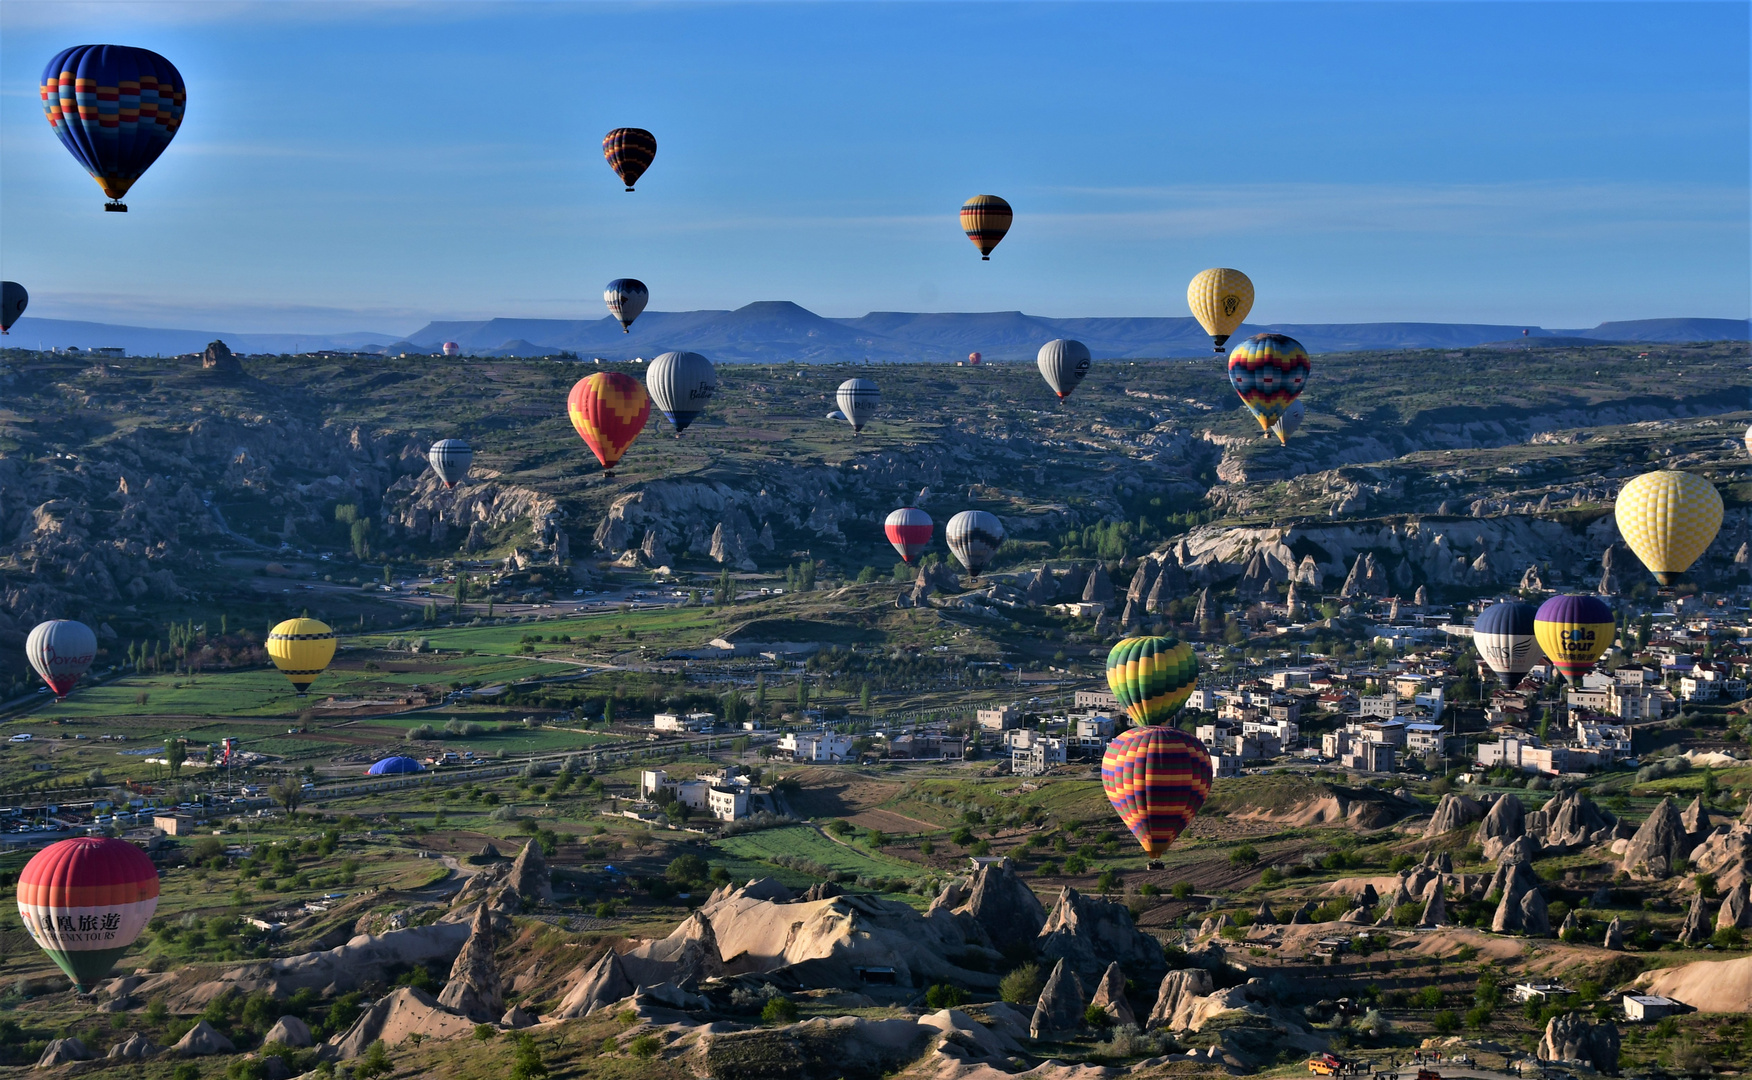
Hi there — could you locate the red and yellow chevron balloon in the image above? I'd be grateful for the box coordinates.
[1105,635,1199,727]
[1227,333,1310,433]
[569,372,650,477]
[17,837,159,991]
[959,195,1012,260]
[1101,726,1212,858]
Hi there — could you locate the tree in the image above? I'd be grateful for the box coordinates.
[272,779,305,814]
[165,739,187,777]
[859,682,871,713]
[509,1032,549,1080]
[999,963,1043,1006]
[667,853,710,885]
[628,827,652,853]
[716,567,732,608]
[354,1039,393,1078]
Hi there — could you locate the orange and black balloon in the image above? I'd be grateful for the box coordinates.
[603,128,656,192]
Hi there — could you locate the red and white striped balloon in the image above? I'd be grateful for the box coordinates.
[25,620,97,699]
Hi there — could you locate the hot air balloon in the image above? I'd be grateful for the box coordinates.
[1472,601,1544,690]
[366,756,422,775]
[428,439,473,488]
[25,620,97,700]
[568,372,650,478]
[1,282,27,334]
[646,351,717,436]
[837,378,879,434]
[1102,726,1212,859]
[1227,333,1309,434]
[1105,636,1199,727]
[1614,470,1723,586]
[1533,595,1615,684]
[17,837,158,991]
[41,45,186,211]
[603,127,656,191]
[605,278,649,332]
[1744,422,1752,458]
[1269,399,1304,444]
[959,195,1012,260]
[946,510,1004,577]
[885,508,933,564]
[267,617,336,696]
[1037,339,1091,401]
[1187,268,1254,353]
[441,341,460,357]
[967,352,982,366]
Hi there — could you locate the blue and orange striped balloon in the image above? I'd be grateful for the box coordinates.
[603,128,656,191]
[1227,333,1310,433]
[1101,726,1212,858]
[568,372,650,477]
[40,45,185,208]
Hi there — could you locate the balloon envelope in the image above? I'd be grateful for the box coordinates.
[1037,339,1091,400]
[836,378,879,433]
[1102,726,1212,858]
[18,837,159,990]
[885,507,933,563]
[968,352,981,366]
[946,510,1004,577]
[647,351,717,434]
[1614,470,1723,586]
[603,128,656,190]
[1,281,27,333]
[1533,595,1615,683]
[1105,636,1199,727]
[441,341,460,357]
[366,756,423,775]
[1228,333,1309,433]
[268,617,336,696]
[1271,399,1305,444]
[568,372,650,477]
[605,278,649,332]
[1744,423,1752,458]
[959,195,1012,259]
[1187,268,1255,353]
[25,620,97,700]
[428,439,472,488]
[1473,601,1543,689]
[41,45,186,206]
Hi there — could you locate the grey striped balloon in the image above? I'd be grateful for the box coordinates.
[836,378,879,433]
[428,439,473,488]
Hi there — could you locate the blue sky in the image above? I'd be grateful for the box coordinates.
[1,1,1746,334]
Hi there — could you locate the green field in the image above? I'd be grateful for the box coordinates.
[713,824,925,882]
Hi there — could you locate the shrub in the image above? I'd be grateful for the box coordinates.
[1417,986,1445,1009]
[474,1023,497,1041]
[1466,1005,1493,1030]
[1260,867,1284,886]
[999,963,1043,1006]
[1229,844,1259,867]
[1713,926,1745,949]
[1171,882,1193,899]
[629,1034,661,1059]
[761,996,799,1024]
[1085,1003,1110,1027]
[1432,1010,1459,1035]
[925,984,968,1009]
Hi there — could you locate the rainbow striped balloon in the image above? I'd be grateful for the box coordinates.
[18,838,159,991]
[1101,726,1212,858]
[1105,635,1199,727]
[1227,333,1310,433]
[568,372,650,478]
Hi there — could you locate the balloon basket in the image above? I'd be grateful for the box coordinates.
[981,256,990,261]
[624,187,635,193]
[104,202,128,213]
[1147,859,1165,871]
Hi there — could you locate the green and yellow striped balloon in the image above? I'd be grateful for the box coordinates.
[1105,635,1198,727]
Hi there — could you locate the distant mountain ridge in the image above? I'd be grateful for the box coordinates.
[10,308,1747,361]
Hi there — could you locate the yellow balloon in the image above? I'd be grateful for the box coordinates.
[1614,470,1723,586]
[268,617,337,696]
[1187,268,1254,354]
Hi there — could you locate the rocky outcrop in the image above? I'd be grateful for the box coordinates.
[1419,878,1447,927]
[1424,793,1485,837]
[263,1015,313,1048]
[173,1020,235,1056]
[1528,787,1617,851]
[1694,822,1752,895]
[552,949,632,1018]
[1603,916,1624,950]
[437,903,503,1022]
[1621,797,1693,878]
[1497,835,1538,866]
[1479,794,1527,861]
[105,1033,158,1060]
[1518,888,1551,937]
[1034,886,1164,984]
[1719,881,1751,931]
[1491,862,1545,935]
[201,340,242,373]
[1678,895,1712,946]
[1088,962,1135,1028]
[36,1038,93,1067]
[502,1005,536,1028]
[506,840,551,904]
[1082,564,1115,607]
[1147,968,1214,1031]
[1030,959,1085,1039]
[1538,1013,1621,1075]
[329,986,476,1059]
[1682,796,1711,838]
[1254,901,1277,926]
[960,860,1048,945]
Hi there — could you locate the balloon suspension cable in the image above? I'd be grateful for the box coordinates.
[104,202,127,213]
